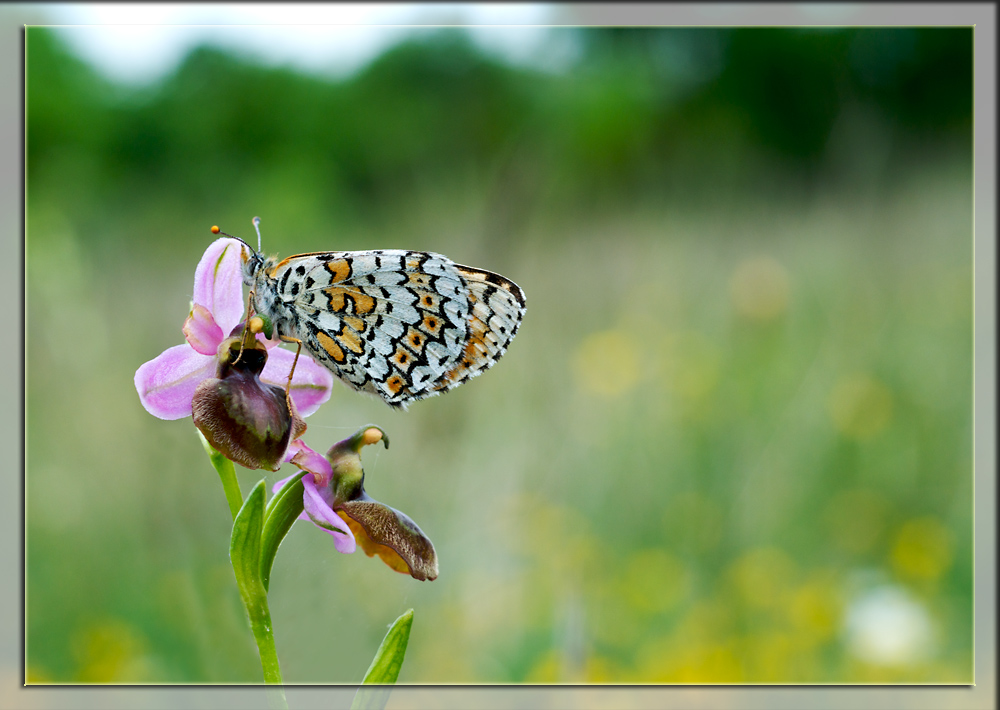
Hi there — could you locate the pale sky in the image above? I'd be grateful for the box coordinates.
[34,3,566,84]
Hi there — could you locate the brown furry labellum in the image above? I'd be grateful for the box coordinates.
[192,335,305,471]
[337,495,439,581]
[322,427,439,581]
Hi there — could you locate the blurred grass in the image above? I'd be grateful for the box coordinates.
[26,26,971,684]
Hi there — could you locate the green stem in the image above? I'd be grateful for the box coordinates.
[201,435,287,702]
[247,599,284,686]
[230,480,287,700]
[198,430,243,520]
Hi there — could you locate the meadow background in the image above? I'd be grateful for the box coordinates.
[26,25,972,684]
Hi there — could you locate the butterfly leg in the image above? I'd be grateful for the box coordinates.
[279,335,304,397]
[276,334,304,419]
[232,288,258,366]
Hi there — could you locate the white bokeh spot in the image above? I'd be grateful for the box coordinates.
[843,584,935,666]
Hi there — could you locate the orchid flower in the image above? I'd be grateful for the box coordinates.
[275,428,438,581]
[134,237,333,422]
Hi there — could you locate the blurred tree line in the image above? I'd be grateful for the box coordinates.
[28,26,971,231]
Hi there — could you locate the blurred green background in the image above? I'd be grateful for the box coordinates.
[26,26,972,684]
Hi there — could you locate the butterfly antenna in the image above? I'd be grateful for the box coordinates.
[252,216,262,252]
[210,225,253,253]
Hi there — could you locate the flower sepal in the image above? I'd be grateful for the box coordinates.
[326,426,389,499]
[134,236,333,422]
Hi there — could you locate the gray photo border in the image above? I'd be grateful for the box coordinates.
[6,3,994,709]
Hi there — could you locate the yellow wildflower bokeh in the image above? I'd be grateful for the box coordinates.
[70,619,152,683]
[824,488,890,554]
[729,256,791,321]
[891,517,955,582]
[573,329,641,397]
[728,547,797,610]
[620,549,691,615]
[828,373,894,440]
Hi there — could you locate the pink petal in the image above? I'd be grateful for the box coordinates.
[261,348,334,417]
[183,304,224,356]
[282,439,308,465]
[135,344,216,419]
[302,476,356,554]
[259,330,282,350]
[285,439,333,483]
[193,238,246,335]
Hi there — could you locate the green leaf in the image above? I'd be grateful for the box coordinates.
[230,479,267,607]
[351,609,414,710]
[230,480,284,684]
[362,609,414,684]
[260,470,307,592]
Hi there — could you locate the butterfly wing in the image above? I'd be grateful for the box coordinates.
[270,249,524,407]
[428,263,526,396]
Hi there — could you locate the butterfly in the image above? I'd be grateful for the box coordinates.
[215,220,526,409]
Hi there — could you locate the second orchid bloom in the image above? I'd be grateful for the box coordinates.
[277,428,438,582]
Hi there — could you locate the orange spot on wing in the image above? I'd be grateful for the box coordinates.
[437,362,468,388]
[344,316,365,332]
[336,326,363,354]
[316,331,346,363]
[355,293,376,314]
[325,286,375,315]
[272,252,332,271]
[391,346,415,371]
[325,287,346,312]
[422,315,441,335]
[464,335,487,360]
[326,259,351,283]
[386,375,405,395]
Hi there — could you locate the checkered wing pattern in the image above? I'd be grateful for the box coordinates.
[253,249,525,407]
